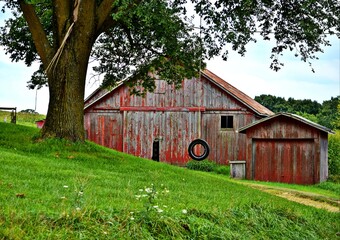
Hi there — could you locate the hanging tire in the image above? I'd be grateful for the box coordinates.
[188,139,210,161]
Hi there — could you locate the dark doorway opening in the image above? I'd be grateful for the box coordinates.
[152,140,160,161]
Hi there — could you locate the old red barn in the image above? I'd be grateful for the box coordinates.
[84,69,273,165]
[238,113,333,184]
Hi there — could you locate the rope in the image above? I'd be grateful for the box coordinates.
[45,0,80,74]
[198,13,202,139]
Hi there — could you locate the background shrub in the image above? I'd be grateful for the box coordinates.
[186,160,216,172]
[186,160,230,176]
[328,131,340,182]
[214,165,230,175]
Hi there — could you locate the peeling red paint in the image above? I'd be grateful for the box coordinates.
[240,114,330,184]
[84,70,271,166]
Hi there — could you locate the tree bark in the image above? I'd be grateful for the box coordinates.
[19,0,115,141]
[42,37,91,141]
[42,8,96,141]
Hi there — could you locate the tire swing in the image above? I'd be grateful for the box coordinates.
[188,14,210,161]
[188,138,210,161]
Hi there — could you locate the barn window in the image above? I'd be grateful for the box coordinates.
[221,116,233,129]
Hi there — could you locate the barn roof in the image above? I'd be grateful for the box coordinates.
[201,69,273,116]
[238,112,334,134]
[85,69,274,116]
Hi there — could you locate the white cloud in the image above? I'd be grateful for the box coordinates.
[206,35,340,103]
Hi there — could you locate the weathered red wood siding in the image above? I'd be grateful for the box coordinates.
[252,139,315,184]
[319,132,329,182]
[84,76,261,165]
[243,115,326,184]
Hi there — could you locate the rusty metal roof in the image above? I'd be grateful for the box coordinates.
[238,112,334,134]
[201,69,274,116]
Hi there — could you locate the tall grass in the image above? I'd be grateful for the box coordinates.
[0,123,339,239]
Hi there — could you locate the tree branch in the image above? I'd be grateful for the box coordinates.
[96,0,115,34]
[52,0,72,45]
[19,0,53,67]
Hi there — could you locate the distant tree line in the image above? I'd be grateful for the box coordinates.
[255,95,340,130]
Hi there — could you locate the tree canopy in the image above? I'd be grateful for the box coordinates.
[255,94,340,130]
[2,0,339,90]
[0,0,339,140]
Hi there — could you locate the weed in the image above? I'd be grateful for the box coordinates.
[132,184,172,224]
[316,181,340,195]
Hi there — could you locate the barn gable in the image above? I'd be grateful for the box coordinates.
[238,112,334,135]
[84,69,273,165]
[238,113,333,184]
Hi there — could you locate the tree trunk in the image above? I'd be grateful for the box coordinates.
[41,29,93,142]
[18,1,109,142]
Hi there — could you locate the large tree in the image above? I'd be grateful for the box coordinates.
[1,0,339,141]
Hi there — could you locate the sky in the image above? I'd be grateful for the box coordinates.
[0,6,339,115]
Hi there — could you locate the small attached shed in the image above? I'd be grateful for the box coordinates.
[238,113,334,185]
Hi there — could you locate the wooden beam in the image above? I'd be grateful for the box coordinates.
[0,107,16,110]
[119,107,206,112]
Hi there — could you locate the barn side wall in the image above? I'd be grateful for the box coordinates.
[84,77,261,165]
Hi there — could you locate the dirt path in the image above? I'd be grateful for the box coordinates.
[243,183,339,212]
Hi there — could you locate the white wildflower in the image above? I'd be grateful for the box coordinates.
[130,217,135,220]
[164,188,170,193]
[182,209,188,214]
[157,208,164,213]
[76,207,81,211]
[63,185,69,188]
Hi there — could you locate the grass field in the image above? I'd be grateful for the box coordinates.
[0,122,339,239]
[0,110,45,127]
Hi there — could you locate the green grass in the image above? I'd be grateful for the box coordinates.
[230,179,340,199]
[186,159,230,175]
[0,110,45,127]
[0,122,339,239]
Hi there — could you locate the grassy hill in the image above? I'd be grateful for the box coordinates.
[0,122,339,239]
[0,110,45,127]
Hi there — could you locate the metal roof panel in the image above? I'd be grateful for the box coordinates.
[201,69,274,116]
